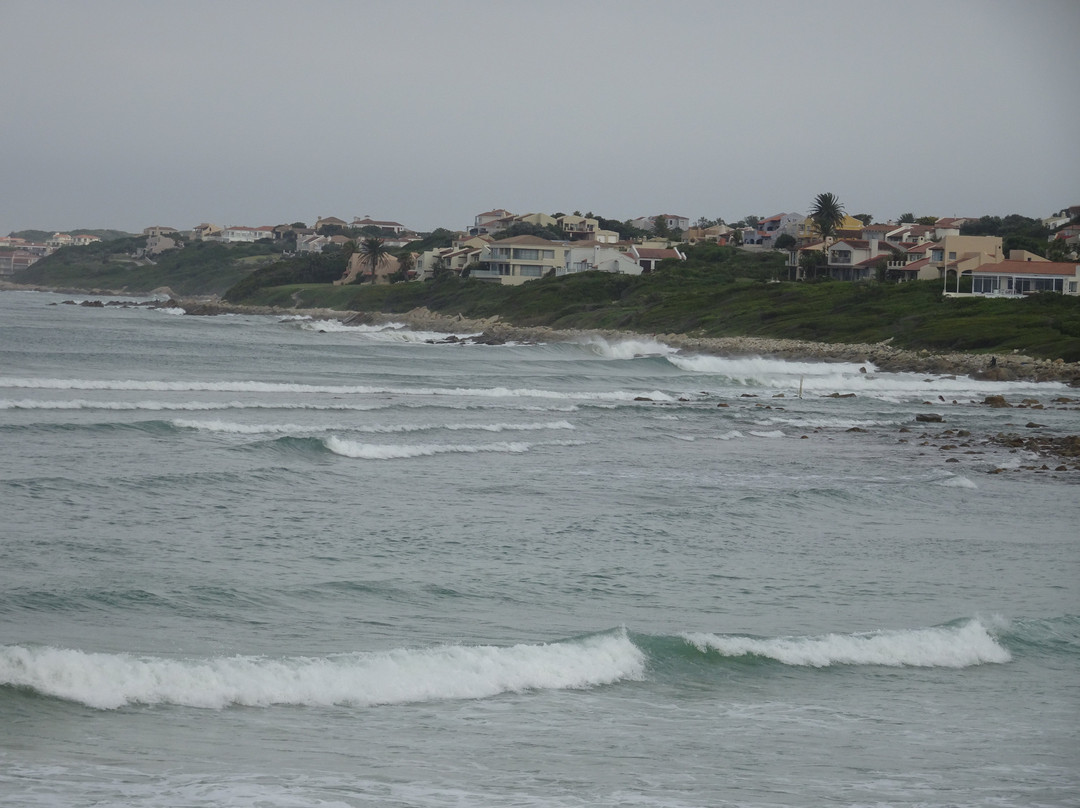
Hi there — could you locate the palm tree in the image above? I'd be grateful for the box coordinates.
[809,192,846,268]
[357,237,390,284]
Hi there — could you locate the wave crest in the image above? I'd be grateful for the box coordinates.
[0,632,645,710]
[681,619,1011,668]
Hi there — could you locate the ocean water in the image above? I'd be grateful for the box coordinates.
[1,290,1077,807]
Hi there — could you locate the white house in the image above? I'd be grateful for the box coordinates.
[558,246,643,277]
[959,260,1080,297]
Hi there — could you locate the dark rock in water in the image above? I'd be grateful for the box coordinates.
[80,300,104,307]
[825,392,856,399]
[1025,422,1046,429]
[946,457,959,463]
[633,396,653,402]
[342,312,374,326]
[984,395,1010,408]
[472,332,506,346]
[846,427,868,433]
[916,413,944,422]
[716,402,729,408]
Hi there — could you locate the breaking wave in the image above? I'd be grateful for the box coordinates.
[0,377,674,402]
[0,631,644,710]
[681,619,1010,668]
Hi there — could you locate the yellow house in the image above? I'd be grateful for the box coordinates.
[796,214,865,242]
[472,235,571,285]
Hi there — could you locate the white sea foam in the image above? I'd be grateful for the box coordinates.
[935,474,978,489]
[0,377,672,402]
[579,336,678,360]
[666,354,1068,401]
[748,430,785,439]
[682,619,1010,667]
[0,632,644,710]
[297,320,471,344]
[324,437,535,459]
[155,307,186,316]
[717,430,745,441]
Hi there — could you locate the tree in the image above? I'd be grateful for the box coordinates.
[809,192,845,256]
[799,249,825,279]
[653,215,671,239]
[744,215,760,229]
[357,237,390,284]
[394,251,416,282]
[430,256,450,279]
[774,233,797,251]
[898,212,915,223]
[854,213,873,226]
[916,215,937,226]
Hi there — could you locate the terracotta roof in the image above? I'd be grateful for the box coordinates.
[972,260,1080,276]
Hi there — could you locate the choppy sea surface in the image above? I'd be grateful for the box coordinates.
[1,290,1077,807]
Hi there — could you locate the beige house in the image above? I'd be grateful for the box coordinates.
[192,223,223,241]
[472,235,571,285]
[930,235,1004,281]
[415,235,491,280]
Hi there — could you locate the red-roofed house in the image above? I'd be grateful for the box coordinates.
[959,259,1080,297]
[628,244,686,272]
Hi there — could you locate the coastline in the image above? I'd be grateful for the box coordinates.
[5,282,1078,384]
[177,297,1080,385]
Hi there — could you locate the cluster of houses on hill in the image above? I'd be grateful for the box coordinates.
[0,232,102,276]
[782,215,1080,297]
[4,206,1078,296]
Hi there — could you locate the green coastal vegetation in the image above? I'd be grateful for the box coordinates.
[8,210,1080,362]
[13,237,280,296]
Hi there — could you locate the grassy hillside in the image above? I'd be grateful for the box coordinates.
[14,240,280,296]
[234,268,1080,361]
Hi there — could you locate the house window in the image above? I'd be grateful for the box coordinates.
[932,250,943,261]
[972,276,999,293]
[1069,282,1077,293]
[832,250,851,264]
[948,251,957,260]
[513,249,539,260]
[520,266,542,277]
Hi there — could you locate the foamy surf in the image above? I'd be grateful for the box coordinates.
[324,437,536,459]
[0,632,645,710]
[578,336,679,359]
[666,354,1068,401]
[682,619,1011,667]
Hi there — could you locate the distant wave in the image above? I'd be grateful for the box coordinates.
[172,418,576,436]
[296,319,478,344]
[681,619,1010,668]
[323,437,561,459]
[577,336,678,360]
[0,631,644,710]
[0,377,675,402]
[0,398,581,414]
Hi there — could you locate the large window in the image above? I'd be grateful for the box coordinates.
[972,276,999,293]
[520,266,542,277]
[512,248,539,260]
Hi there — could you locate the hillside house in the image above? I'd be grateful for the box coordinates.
[472,235,571,285]
[558,245,643,277]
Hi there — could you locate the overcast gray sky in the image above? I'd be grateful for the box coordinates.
[4,0,1078,235]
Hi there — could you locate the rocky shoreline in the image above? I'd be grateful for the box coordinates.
[14,282,1078,385]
